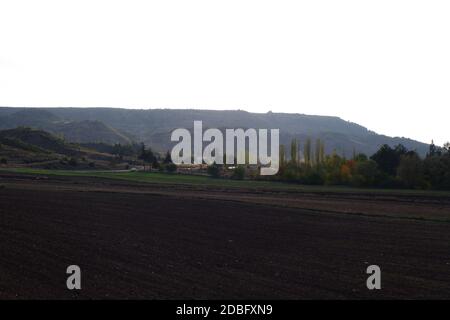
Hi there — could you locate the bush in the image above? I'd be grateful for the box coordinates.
[377,175,404,189]
[68,157,78,166]
[152,159,160,169]
[164,163,177,173]
[207,163,221,178]
[232,165,246,180]
[281,163,299,181]
[300,170,324,185]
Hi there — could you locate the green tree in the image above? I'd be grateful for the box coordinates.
[152,158,160,169]
[163,150,173,164]
[290,139,298,165]
[304,138,311,167]
[281,161,299,181]
[424,152,450,190]
[315,139,321,166]
[370,144,407,176]
[351,160,380,187]
[323,152,343,185]
[353,153,368,162]
[319,141,325,164]
[138,143,156,170]
[279,144,286,170]
[397,153,424,188]
[443,142,450,155]
[427,140,441,157]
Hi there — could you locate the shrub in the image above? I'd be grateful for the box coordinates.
[207,163,221,178]
[300,170,324,185]
[165,163,177,173]
[281,162,299,181]
[68,157,78,166]
[232,165,246,180]
[152,159,160,169]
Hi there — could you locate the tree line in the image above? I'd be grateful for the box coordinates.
[276,138,450,190]
[92,142,177,172]
[112,138,450,190]
[137,143,176,172]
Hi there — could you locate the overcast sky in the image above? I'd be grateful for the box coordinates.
[0,1,449,145]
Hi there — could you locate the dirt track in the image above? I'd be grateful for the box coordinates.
[0,174,450,299]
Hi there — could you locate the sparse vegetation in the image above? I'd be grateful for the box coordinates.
[0,127,143,170]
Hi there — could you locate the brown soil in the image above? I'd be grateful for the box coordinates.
[0,173,450,299]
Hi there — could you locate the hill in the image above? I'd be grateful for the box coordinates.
[0,127,79,154]
[0,127,116,168]
[0,110,133,145]
[51,120,133,144]
[0,107,430,156]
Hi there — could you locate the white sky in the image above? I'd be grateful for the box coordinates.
[0,0,449,145]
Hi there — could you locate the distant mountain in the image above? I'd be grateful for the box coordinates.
[0,107,430,156]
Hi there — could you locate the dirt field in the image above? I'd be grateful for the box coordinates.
[1,172,450,299]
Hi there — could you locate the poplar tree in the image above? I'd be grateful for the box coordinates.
[290,139,298,165]
[304,138,311,167]
[320,141,325,164]
[279,144,286,169]
[315,139,321,166]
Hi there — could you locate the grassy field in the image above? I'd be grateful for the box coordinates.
[2,167,450,197]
